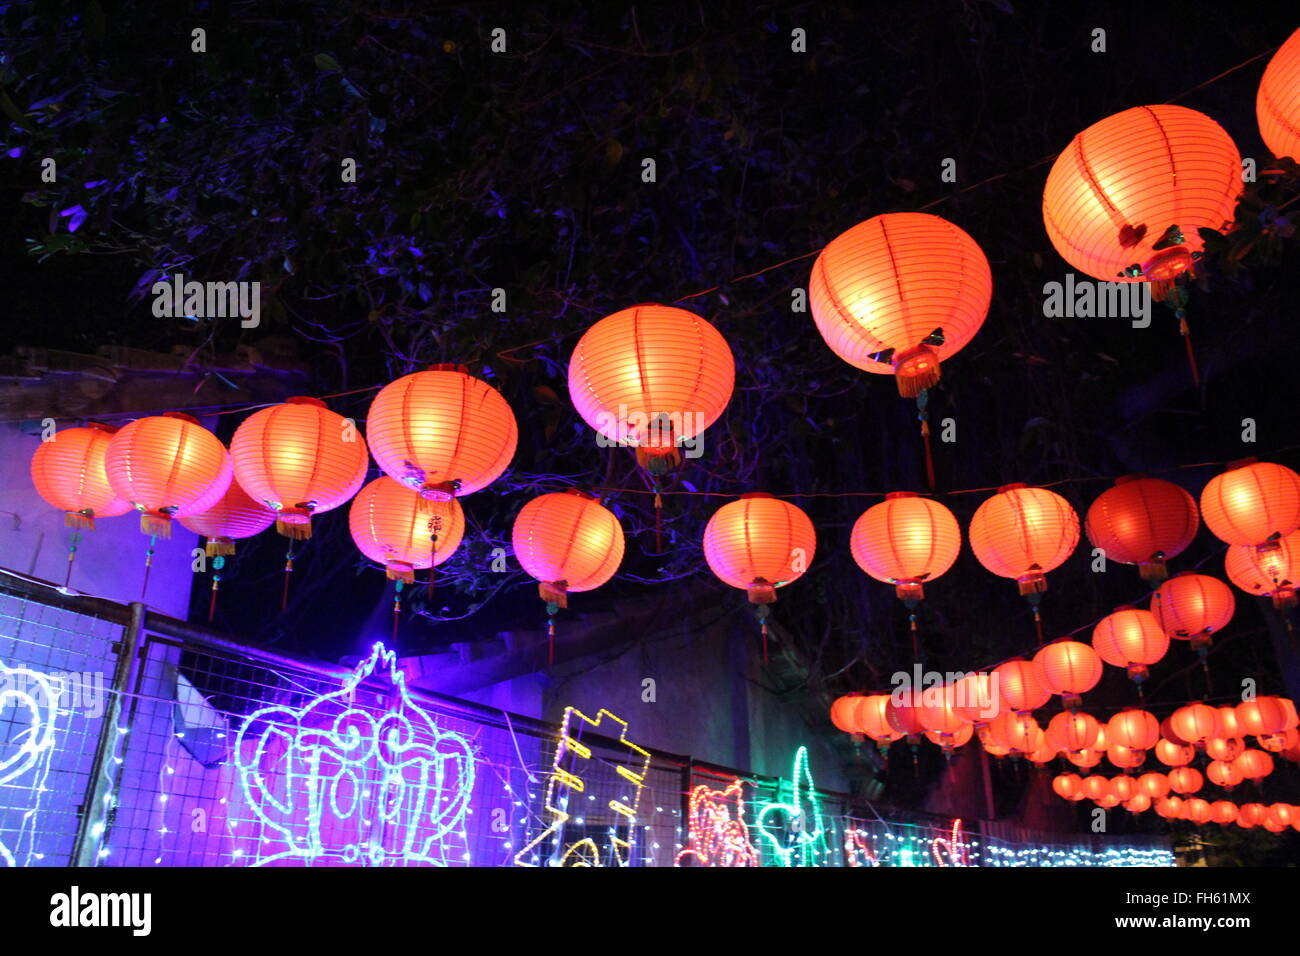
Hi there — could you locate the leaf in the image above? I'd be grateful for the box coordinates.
[0,89,34,131]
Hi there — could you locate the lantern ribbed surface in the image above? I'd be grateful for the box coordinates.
[849,492,960,597]
[230,397,369,537]
[830,695,860,733]
[702,493,816,597]
[366,365,517,498]
[989,711,1040,753]
[1032,640,1102,697]
[105,412,232,536]
[1084,475,1197,579]
[1047,710,1100,753]
[31,423,132,530]
[1125,792,1152,813]
[917,684,970,736]
[512,489,624,594]
[1207,760,1244,789]
[1170,703,1218,743]
[1206,736,1244,762]
[951,671,1001,724]
[1216,706,1244,739]
[1108,709,1160,752]
[1182,797,1211,824]
[1234,749,1274,781]
[567,304,734,451]
[1149,571,1235,639]
[1237,696,1290,736]
[1239,803,1266,826]
[1052,774,1082,800]
[1091,607,1170,670]
[349,476,465,582]
[1107,744,1145,770]
[1042,105,1241,282]
[179,478,276,555]
[994,659,1051,713]
[884,697,925,737]
[855,694,902,743]
[1225,528,1299,599]
[1138,772,1170,798]
[1258,27,1300,161]
[1210,800,1238,824]
[969,484,1079,592]
[1155,796,1184,819]
[808,212,992,395]
[1155,738,1194,768]
[1200,460,1300,547]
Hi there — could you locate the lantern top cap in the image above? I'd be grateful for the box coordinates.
[562,487,599,502]
[285,396,327,408]
[885,491,919,501]
[997,482,1030,493]
[85,421,118,434]
[1113,604,1138,612]
[1114,473,1149,485]
[1224,457,1259,471]
[162,411,200,425]
[739,492,774,500]
[427,363,470,374]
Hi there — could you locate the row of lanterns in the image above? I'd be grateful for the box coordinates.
[1053,770,1300,832]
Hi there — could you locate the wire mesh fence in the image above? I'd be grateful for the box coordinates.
[0,577,1173,867]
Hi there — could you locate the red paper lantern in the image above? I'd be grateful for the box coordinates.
[1025,741,1057,764]
[349,477,465,582]
[1170,702,1218,744]
[366,364,517,499]
[1110,776,1137,802]
[1043,105,1241,284]
[1052,773,1083,800]
[1225,528,1300,609]
[230,397,369,539]
[951,672,1002,724]
[1108,743,1146,770]
[1067,747,1103,769]
[1206,760,1244,789]
[512,489,624,606]
[917,684,971,737]
[1155,738,1195,768]
[30,423,132,530]
[885,697,926,738]
[1237,696,1291,736]
[1200,459,1300,548]
[1238,803,1267,827]
[1257,27,1300,161]
[969,484,1079,595]
[808,212,992,396]
[105,412,232,537]
[1168,767,1203,794]
[1082,775,1109,801]
[1032,640,1102,707]
[1233,749,1274,781]
[1258,729,1300,753]
[703,493,815,604]
[849,492,960,602]
[1155,795,1184,819]
[1205,737,1244,762]
[1150,572,1235,645]
[830,696,860,733]
[1108,709,1160,751]
[1209,800,1238,825]
[1215,706,1243,740]
[1084,475,1198,581]
[994,659,1051,713]
[1047,711,1101,753]
[1091,607,1169,682]
[1138,771,1170,799]
[989,711,1041,754]
[926,724,974,752]
[1182,797,1212,824]
[567,304,734,472]
[855,695,903,744]
[180,478,276,555]
[1125,792,1152,814]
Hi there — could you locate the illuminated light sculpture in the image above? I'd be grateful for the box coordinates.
[843,828,879,867]
[366,364,518,500]
[514,706,651,867]
[930,818,971,867]
[512,489,624,665]
[1042,105,1241,287]
[1150,572,1235,656]
[1258,27,1300,161]
[674,778,760,867]
[703,493,816,661]
[1200,459,1300,549]
[349,477,465,582]
[1032,640,1102,711]
[567,304,734,475]
[104,412,232,538]
[230,397,369,540]
[1091,607,1169,684]
[1084,475,1198,582]
[849,493,961,603]
[30,423,132,530]
[1225,528,1300,609]
[754,747,828,867]
[808,211,992,397]
[0,659,59,868]
[232,642,476,866]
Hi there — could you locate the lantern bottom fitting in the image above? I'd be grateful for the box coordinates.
[895,581,925,602]
[385,562,416,584]
[139,511,173,538]
[1273,587,1298,610]
[1017,573,1047,596]
[1143,246,1194,283]
[1127,663,1150,684]
[635,444,682,474]
[747,579,777,604]
[892,345,941,398]
[539,581,568,608]
[418,480,459,501]
[1138,558,1168,582]
[1190,634,1213,655]
[65,510,96,531]
[205,537,236,557]
[275,514,313,540]
[1061,694,1084,711]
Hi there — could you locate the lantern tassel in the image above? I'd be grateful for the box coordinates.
[64,530,81,589]
[545,600,559,668]
[276,518,313,540]
[140,534,157,601]
[205,538,236,557]
[65,510,95,531]
[140,513,172,538]
[916,389,936,493]
[208,555,225,623]
[392,579,403,646]
[654,490,663,554]
[756,604,772,665]
[281,548,295,612]
[1179,314,1201,390]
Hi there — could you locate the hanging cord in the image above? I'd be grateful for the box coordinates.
[281,544,295,612]
[392,578,404,647]
[426,515,442,601]
[1164,284,1200,391]
[546,600,559,667]
[208,555,224,622]
[653,483,664,554]
[916,389,936,493]
[754,604,772,665]
[64,529,81,589]
[140,534,157,601]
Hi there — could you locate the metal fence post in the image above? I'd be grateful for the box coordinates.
[71,601,146,867]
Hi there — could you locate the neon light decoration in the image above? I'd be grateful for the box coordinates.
[0,660,59,868]
[843,828,879,867]
[233,642,476,866]
[514,706,652,867]
[674,778,760,867]
[755,746,828,866]
[931,817,971,866]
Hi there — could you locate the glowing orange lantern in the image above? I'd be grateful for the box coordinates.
[1125,792,1152,814]
[1155,796,1184,820]
[855,694,903,744]
[989,711,1041,754]
[366,364,517,499]
[1182,797,1212,824]
[995,659,1051,713]
[849,492,960,602]
[1082,775,1110,801]
[1150,572,1235,651]
[1043,104,1241,285]
[1225,528,1300,609]
[926,724,974,752]
[1200,459,1300,548]
[808,212,992,396]
[1206,760,1244,789]
[180,478,276,555]
[1025,741,1058,764]
[105,412,232,537]
[30,423,132,530]
[1091,607,1169,683]
[1170,702,1218,744]
[1068,747,1103,769]
[1206,737,1244,762]
[1215,706,1243,740]
[1210,800,1238,825]
[969,484,1079,595]
[1108,744,1146,770]
[1032,640,1102,709]
[1168,767,1203,794]
[1084,475,1198,581]
[1238,803,1266,827]
[917,684,971,736]
[1257,27,1300,161]
[230,397,368,539]
[1258,729,1300,753]
[349,477,465,582]
[513,489,624,606]
[567,304,734,473]
[1110,776,1137,802]
[885,697,926,738]
[1233,749,1274,781]
[951,672,1001,724]
[1053,773,1082,800]
[1108,709,1160,751]
[1155,738,1195,768]
[830,695,862,734]
[703,493,815,604]
[1138,771,1170,799]
[1048,710,1100,753]
[1237,696,1291,736]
